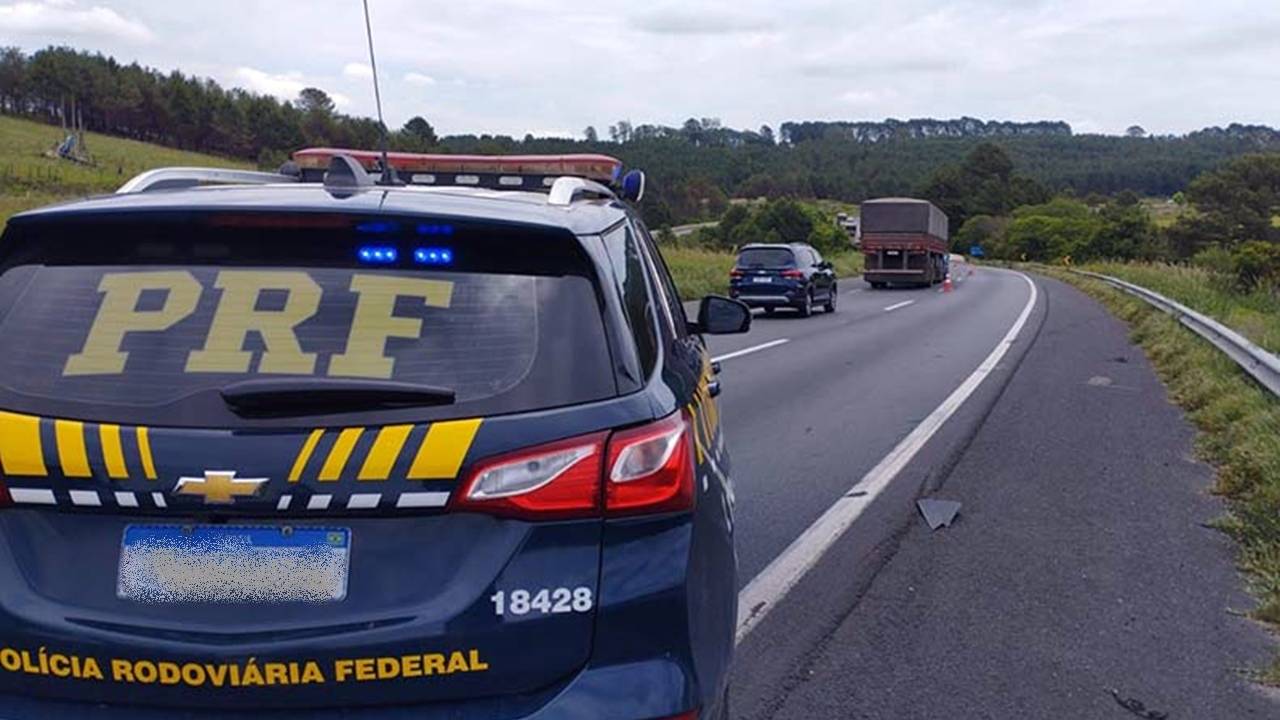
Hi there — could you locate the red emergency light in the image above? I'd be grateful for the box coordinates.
[292,148,624,185]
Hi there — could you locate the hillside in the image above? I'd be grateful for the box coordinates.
[0,115,251,229]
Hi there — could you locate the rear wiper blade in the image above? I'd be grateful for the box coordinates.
[220,378,456,417]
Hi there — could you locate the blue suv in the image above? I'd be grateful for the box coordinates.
[728,243,837,317]
[0,149,747,719]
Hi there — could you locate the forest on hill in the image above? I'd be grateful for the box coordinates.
[4,46,1280,225]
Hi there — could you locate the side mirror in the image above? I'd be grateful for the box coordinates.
[691,295,751,335]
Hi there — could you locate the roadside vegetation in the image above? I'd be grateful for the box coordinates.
[655,197,862,299]
[0,114,250,229]
[1042,268,1280,682]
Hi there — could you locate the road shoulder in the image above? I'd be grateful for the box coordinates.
[764,275,1280,719]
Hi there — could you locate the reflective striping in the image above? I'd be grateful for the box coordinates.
[136,427,158,480]
[114,491,139,508]
[358,425,413,481]
[318,428,364,482]
[307,494,332,511]
[10,488,55,505]
[55,420,92,478]
[69,490,102,507]
[151,492,167,508]
[99,425,128,479]
[0,412,47,477]
[397,492,450,508]
[277,495,293,511]
[408,419,482,480]
[288,429,325,482]
[347,493,382,509]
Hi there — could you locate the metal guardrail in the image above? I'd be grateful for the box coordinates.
[1073,270,1280,398]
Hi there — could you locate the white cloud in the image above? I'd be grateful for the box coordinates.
[0,0,154,43]
[234,67,350,108]
[342,62,372,80]
[404,72,436,87]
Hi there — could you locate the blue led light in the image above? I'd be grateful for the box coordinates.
[416,223,455,237]
[356,221,398,234]
[414,247,454,265]
[358,246,398,264]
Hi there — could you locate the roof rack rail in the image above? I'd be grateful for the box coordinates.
[117,167,296,194]
[547,177,616,206]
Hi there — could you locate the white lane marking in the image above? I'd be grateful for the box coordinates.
[884,300,916,312]
[713,338,790,363]
[736,272,1039,643]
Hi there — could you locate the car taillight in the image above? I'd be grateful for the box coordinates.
[781,269,805,279]
[730,269,744,278]
[453,411,697,521]
[452,432,607,520]
[605,410,696,517]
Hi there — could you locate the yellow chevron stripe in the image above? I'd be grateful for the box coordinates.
[136,427,157,480]
[99,424,128,479]
[358,425,413,481]
[55,420,91,478]
[288,429,325,482]
[318,428,364,482]
[0,412,47,477]
[408,419,482,480]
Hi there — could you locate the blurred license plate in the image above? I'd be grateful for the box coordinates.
[752,277,772,283]
[118,525,350,603]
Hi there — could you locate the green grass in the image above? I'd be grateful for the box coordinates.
[0,114,251,229]
[1043,267,1280,683]
[1082,262,1280,355]
[661,247,865,300]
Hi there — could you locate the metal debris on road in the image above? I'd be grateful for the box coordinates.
[916,498,961,530]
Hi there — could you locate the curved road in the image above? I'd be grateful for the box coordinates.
[703,268,1279,719]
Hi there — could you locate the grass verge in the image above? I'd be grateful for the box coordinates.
[1082,261,1280,355]
[0,114,251,230]
[662,247,864,300]
[1042,267,1280,683]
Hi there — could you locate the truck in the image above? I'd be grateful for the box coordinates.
[861,198,949,288]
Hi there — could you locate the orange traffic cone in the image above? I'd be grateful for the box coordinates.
[943,275,954,293]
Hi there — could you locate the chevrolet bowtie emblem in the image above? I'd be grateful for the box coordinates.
[174,471,269,505]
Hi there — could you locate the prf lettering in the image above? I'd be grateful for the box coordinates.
[63,271,453,380]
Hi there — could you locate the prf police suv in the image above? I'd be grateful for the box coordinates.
[0,150,749,719]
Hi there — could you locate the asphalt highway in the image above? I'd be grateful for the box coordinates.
[703,269,1280,718]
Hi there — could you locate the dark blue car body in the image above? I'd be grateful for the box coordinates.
[0,178,738,718]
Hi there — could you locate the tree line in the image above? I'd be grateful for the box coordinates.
[5,46,1280,230]
[942,145,1280,289]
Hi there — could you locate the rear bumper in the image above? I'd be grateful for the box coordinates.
[864,270,928,284]
[0,656,708,719]
[729,287,804,307]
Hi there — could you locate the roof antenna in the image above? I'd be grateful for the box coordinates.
[362,0,399,186]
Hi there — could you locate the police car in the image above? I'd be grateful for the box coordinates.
[0,149,749,718]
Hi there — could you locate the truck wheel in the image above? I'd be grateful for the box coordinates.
[824,286,837,313]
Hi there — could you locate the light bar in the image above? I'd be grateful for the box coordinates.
[293,148,624,184]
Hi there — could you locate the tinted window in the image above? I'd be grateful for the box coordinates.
[635,221,688,338]
[736,247,795,268]
[602,223,659,377]
[0,213,617,427]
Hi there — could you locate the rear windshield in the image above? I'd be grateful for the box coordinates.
[0,213,616,428]
[736,247,795,268]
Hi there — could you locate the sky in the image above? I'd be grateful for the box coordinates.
[2,0,1278,138]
